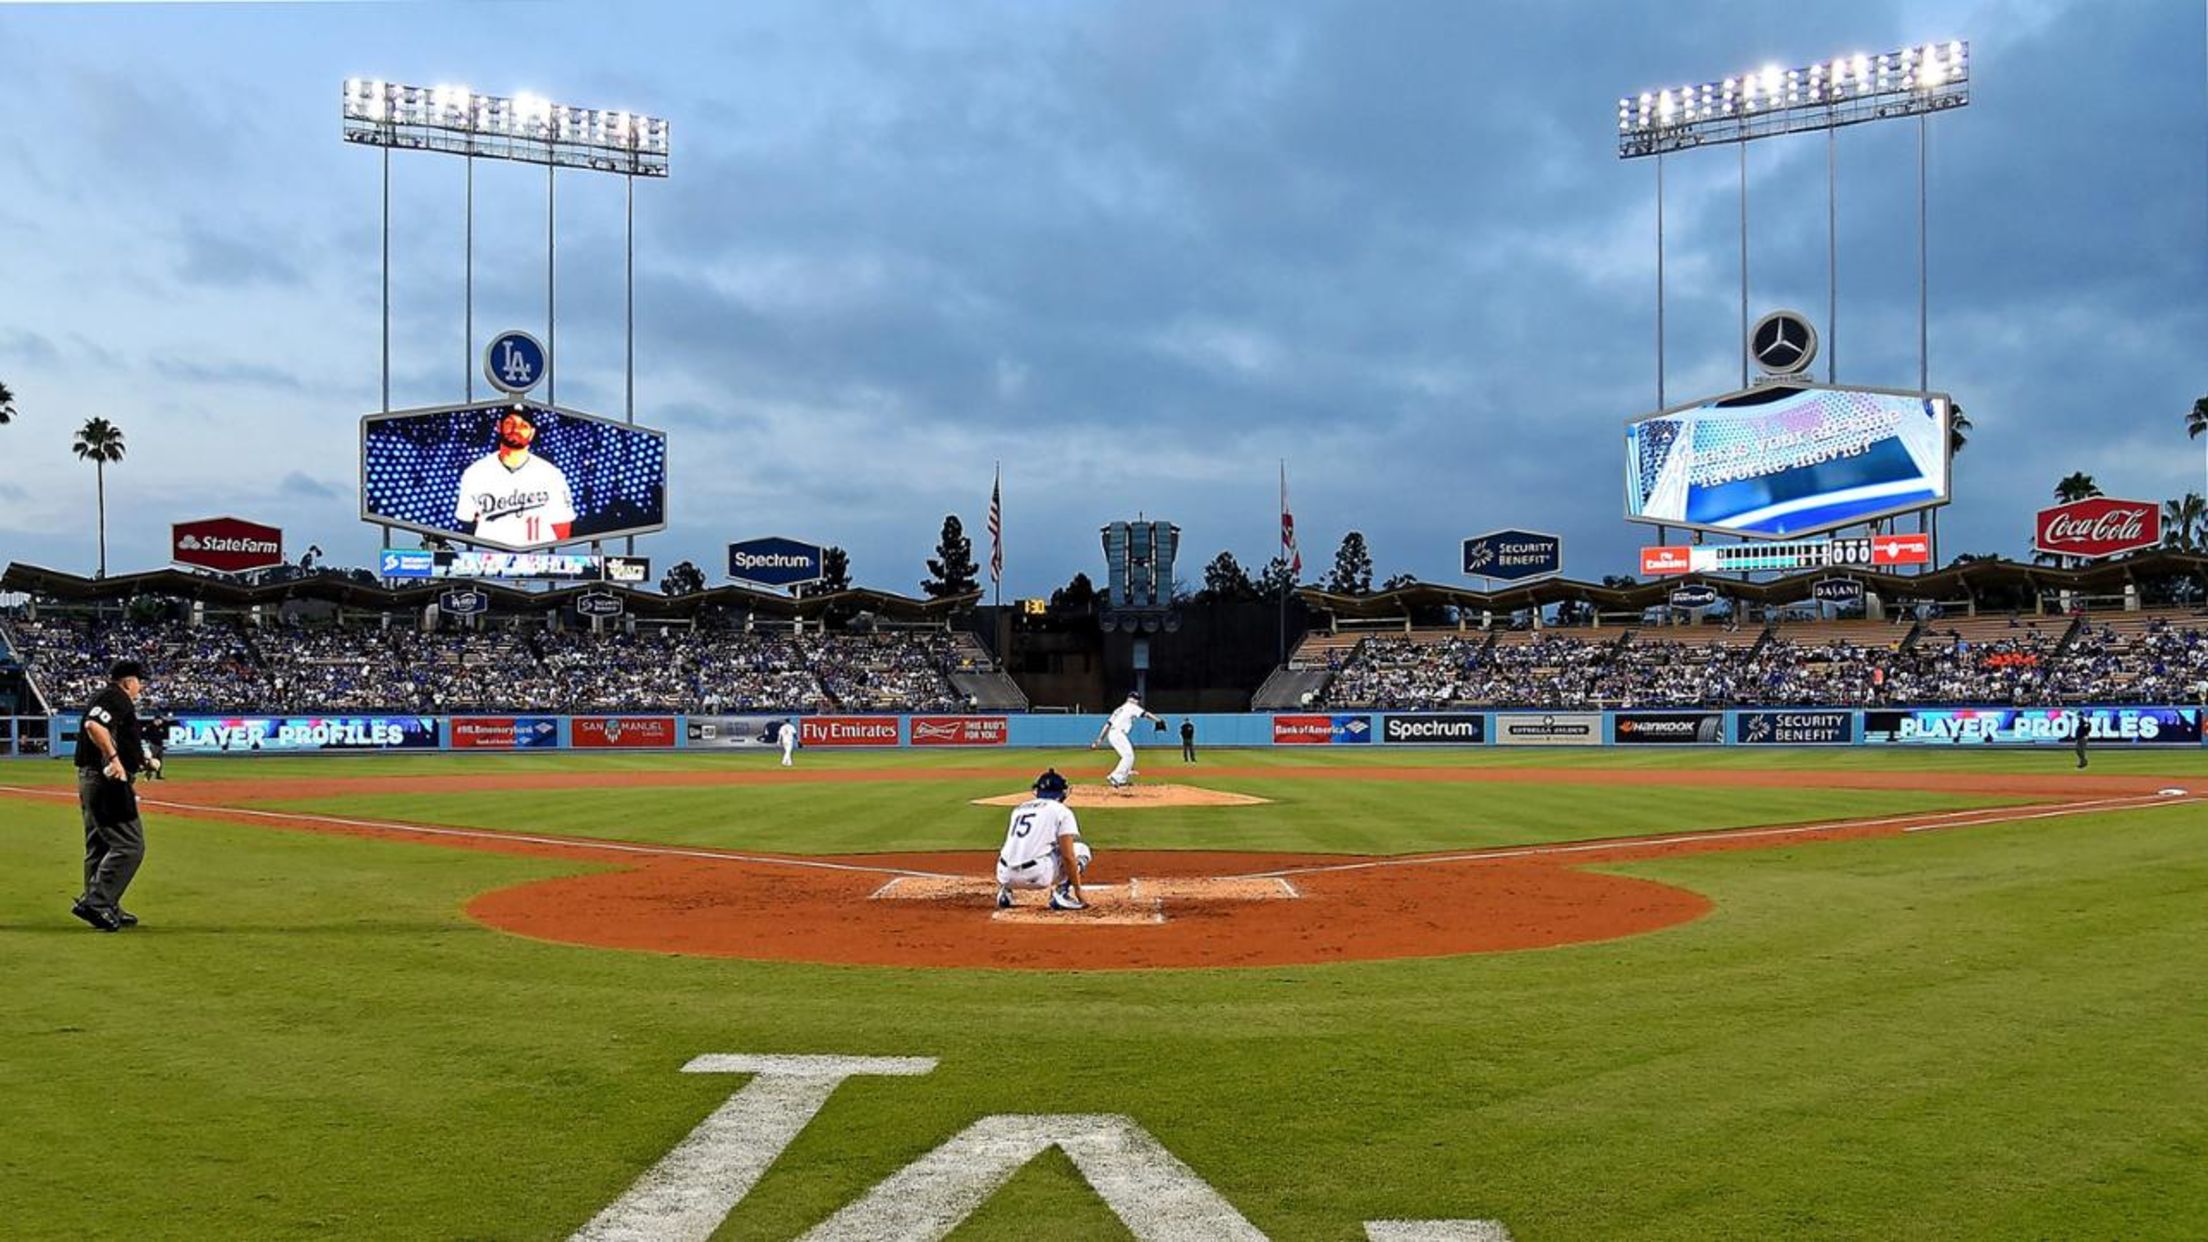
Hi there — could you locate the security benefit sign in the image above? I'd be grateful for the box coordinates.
[1863,707,2205,747]
[164,716,438,754]
[1382,713,1487,745]
[1735,710,1856,745]
[1613,712,1726,745]
[1462,529,1562,582]
[728,537,826,589]
[172,516,284,573]
[1494,712,1602,746]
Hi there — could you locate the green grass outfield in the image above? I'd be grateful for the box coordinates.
[4,747,2208,1240]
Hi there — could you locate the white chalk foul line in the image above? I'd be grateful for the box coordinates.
[1228,793,2201,882]
[0,784,965,882]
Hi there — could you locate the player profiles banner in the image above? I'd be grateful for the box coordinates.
[164,716,439,754]
[1494,712,1602,746]
[684,715,793,749]
[1862,707,2204,746]
[1626,384,1951,540]
[360,400,668,551]
[1382,714,1486,745]
[571,716,677,749]
[1734,711,1855,745]
[1614,712,1726,744]
[910,716,1010,747]
[449,716,561,750]
[801,716,901,747]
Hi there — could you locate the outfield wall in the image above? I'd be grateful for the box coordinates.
[21,705,2206,756]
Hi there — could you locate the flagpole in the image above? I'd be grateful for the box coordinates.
[989,462,1002,611]
[1278,460,1288,665]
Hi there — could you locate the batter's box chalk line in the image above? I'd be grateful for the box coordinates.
[870,874,1297,926]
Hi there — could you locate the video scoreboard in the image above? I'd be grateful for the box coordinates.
[378,549,652,583]
[1640,534,1929,576]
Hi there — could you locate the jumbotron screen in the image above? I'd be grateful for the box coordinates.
[360,400,667,550]
[1625,385,1950,539]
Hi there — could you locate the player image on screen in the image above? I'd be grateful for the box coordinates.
[455,405,577,549]
[1626,385,1949,539]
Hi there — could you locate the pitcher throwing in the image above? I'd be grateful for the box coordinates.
[1092,692,1165,788]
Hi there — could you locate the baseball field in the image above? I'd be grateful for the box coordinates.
[5,746,2207,1240]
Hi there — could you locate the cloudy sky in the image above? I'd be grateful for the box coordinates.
[0,0,2203,599]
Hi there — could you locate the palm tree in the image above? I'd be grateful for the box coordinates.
[2186,395,2208,440]
[1947,401,1970,458]
[0,379,16,426]
[2053,472,2102,504]
[72,417,127,578]
[2168,494,2208,554]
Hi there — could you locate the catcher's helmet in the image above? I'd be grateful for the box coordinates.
[1032,769,1070,801]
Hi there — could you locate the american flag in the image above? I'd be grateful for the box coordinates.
[988,467,1003,583]
[1280,462,1301,578]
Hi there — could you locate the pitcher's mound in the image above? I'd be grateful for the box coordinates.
[971,783,1270,808]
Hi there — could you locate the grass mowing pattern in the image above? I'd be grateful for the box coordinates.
[3,751,2207,1239]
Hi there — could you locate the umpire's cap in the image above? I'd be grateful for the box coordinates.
[109,659,149,682]
[1032,768,1070,801]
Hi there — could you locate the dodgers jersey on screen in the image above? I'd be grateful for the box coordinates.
[455,452,577,549]
[999,798,1080,869]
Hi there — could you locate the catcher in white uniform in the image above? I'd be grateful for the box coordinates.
[454,404,577,549]
[1091,692,1165,788]
[995,769,1091,911]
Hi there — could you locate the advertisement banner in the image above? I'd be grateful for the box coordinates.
[1331,715,1373,744]
[1273,714,1336,745]
[450,716,561,750]
[1734,711,1856,745]
[1863,707,2204,746]
[727,537,827,589]
[1461,530,1562,582]
[163,715,438,754]
[1669,584,1720,609]
[801,716,901,747]
[571,716,677,749]
[2034,498,2159,561]
[1871,533,1931,567]
[172,516,284,574]
[1811,578,1865,604]
[1494,712,1603,746]
[910,716,1010,747]
[1641,546,1692,576]
[684,715,794,749]
[1614,712,1726,744]
[1382,714,1486,745]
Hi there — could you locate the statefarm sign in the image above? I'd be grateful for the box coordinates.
[2035,498,2159,560]
[172,516,283,573]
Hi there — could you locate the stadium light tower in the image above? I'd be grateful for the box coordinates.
[341,80,671,420]
[1616,42,1967,565]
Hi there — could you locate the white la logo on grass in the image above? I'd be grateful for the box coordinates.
[572,1054,1512,1241]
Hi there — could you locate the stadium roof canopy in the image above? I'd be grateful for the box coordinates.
[0,563,980,624]
[1294,552,2208,620]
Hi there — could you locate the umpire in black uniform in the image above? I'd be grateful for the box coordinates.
[72,658,157,931]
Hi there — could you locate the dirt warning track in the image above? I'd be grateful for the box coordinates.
[2,767,2195,970]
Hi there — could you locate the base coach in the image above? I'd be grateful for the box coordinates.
[72,659,158,932]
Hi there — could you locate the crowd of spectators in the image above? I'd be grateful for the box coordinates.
[1320,615,2208,709]
[2,614,970,715]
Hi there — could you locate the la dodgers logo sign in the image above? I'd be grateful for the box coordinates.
[483,330,548,395]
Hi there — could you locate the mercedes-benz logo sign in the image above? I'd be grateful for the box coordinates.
[1749,310,1818,376]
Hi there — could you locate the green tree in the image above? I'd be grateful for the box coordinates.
[659,560,706,596]
[1380,572,1419,592]
[1325,531,1373,595]
[1200,551,1258,601]
[2185,395,2208,441]
[795,546,852,597]
[0,379,17,426]
[921,515,980,598]
[71,417,126,578]
[1048,571,1096,612]
[2053,472,2102,503]
[1947,401,1971,458]
[2163,495,2206,553]
[1256,555,1296,597]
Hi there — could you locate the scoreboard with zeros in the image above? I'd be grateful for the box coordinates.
[1639,534,1930,576]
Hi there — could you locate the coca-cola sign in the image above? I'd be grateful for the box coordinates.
[172,516,284,573]
[2034,499,2160,560]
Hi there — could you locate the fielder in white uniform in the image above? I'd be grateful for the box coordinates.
[778,718,798,766]
[454,405,577,550]
[1092,692,1165,788]
[995,769,1091,911]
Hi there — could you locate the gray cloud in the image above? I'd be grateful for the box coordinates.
[279,472,342,500]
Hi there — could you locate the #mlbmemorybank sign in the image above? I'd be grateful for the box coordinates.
[1495,712,1602,746]
[728,537,826,589]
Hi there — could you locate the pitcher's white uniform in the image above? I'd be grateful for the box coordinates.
[1098,696,1152,786]
[778,718,798,766]
[995,797,1090,891]
[455,451,576,550]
